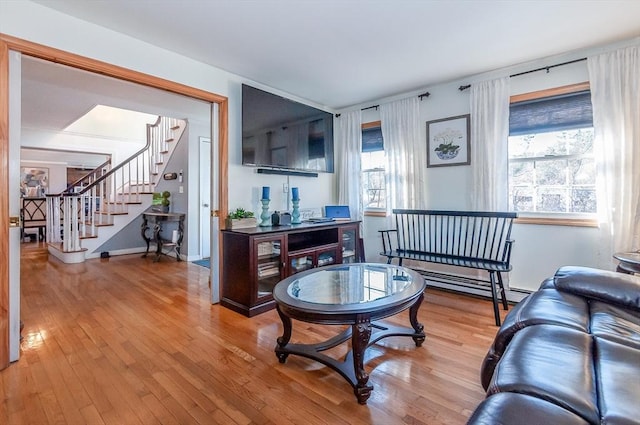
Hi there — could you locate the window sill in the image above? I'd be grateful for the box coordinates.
[514,216,598,227]
[364,210,387,217]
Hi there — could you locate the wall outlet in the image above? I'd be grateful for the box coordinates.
[283,183,289,193]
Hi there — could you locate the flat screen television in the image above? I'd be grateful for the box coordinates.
[242,84,334,174]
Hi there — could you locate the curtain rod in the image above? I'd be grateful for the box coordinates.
[335,91,430,117]
[458,57,587,91]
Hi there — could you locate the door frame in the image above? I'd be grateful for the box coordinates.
[0,33,229,369]
[199,137,212,259]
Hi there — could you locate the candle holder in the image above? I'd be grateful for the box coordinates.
[291,199,301,224]
[259,199,271,227]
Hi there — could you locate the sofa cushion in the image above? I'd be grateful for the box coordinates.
[594,337,640,425]
[480,288,589,389]
[590,301,640,349]
[554,266,640,311]
[486,325,598,424]
[466,392,590,425]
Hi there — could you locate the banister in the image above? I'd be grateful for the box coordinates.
[55,115,163,197]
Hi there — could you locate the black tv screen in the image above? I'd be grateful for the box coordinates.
[242,84,334,173]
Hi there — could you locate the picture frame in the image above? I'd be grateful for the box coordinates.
[426,114,471,168]
[20,166,49,197]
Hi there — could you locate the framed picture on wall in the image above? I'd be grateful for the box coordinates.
[426,114,471,167]
[20,167,49,197]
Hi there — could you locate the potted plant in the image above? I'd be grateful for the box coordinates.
[151,191,171,213]
[160,191,171,212]
[226,207,257,229]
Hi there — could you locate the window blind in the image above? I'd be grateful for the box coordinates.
[509,91,593,136]
[362,126,384,152]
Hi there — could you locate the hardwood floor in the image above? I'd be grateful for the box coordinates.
[2,242,504,424]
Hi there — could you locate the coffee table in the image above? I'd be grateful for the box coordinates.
[273,263,426,404]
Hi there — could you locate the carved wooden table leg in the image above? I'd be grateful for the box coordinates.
[275,305,292,363]
[152,223,162,262]
[409,292,425,347]
[352,315,373,404]
[141,217,151,257]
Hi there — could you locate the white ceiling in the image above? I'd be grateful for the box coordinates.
[30,0,640,109]
[21,56,211,132]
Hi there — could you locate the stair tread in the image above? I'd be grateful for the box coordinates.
[106,201,143,205]
[84,222,114,227]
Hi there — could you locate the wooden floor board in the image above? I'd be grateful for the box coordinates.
[1,241,506,424]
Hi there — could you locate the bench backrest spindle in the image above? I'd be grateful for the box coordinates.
[391,209,516,266]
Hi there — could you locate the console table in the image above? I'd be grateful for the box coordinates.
[141,211,185,262]
[221,220,360,317]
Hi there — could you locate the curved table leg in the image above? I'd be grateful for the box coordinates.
[352,318,373,404]
[153,223,162,262]
[409,292,425,347]
[275,305,292,363]
[141,220,151,257]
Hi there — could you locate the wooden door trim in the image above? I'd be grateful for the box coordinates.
[0,33,229,369]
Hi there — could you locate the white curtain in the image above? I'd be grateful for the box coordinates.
[380,97,426,213]
[469,77,510,211]
[588,44,640,264]
[334,110,363,222]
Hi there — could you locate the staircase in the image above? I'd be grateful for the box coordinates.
[46,116,187,263]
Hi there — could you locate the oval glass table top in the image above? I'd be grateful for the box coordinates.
[275,263,423,310]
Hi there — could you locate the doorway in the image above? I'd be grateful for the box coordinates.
[0,35,229,368]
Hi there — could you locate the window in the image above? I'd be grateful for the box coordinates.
[508,83,596,217]
[361,121,386,212]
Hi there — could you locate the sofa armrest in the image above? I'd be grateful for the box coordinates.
[554,266,640,311]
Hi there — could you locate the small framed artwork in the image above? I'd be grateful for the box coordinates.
[426,114,471,167]
[21,167,49,197]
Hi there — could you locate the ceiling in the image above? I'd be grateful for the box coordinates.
[20,56,211,165]
[30,0,640,109]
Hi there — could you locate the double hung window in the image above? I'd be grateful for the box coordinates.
[508,83,596,218]
[361,121,386,212]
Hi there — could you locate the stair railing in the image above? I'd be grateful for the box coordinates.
[46,116,185,252]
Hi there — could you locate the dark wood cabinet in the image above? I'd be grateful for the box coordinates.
[221,221,360,317]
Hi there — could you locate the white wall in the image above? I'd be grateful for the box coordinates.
[20,161,67,194]
[352,41,637,292]
[1,1,338,258]
[21,127,145,165]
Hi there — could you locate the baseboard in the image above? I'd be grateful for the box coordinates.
[425,280,531,303]
[84,246,147,259]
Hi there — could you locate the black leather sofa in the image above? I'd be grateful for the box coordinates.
[467,266,640,425]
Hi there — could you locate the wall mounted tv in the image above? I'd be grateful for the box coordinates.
[242,84,334,174]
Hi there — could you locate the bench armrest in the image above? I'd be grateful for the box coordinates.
[378,229,397,254]
[502,239,515,265]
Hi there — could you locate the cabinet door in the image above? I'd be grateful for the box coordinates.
[288,245,339,275]
[316,245,339,268]
[254,236,285,302]
[289,251,314,275]
[340,225,359,263]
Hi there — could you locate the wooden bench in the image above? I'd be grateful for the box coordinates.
[379,209,517,325]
